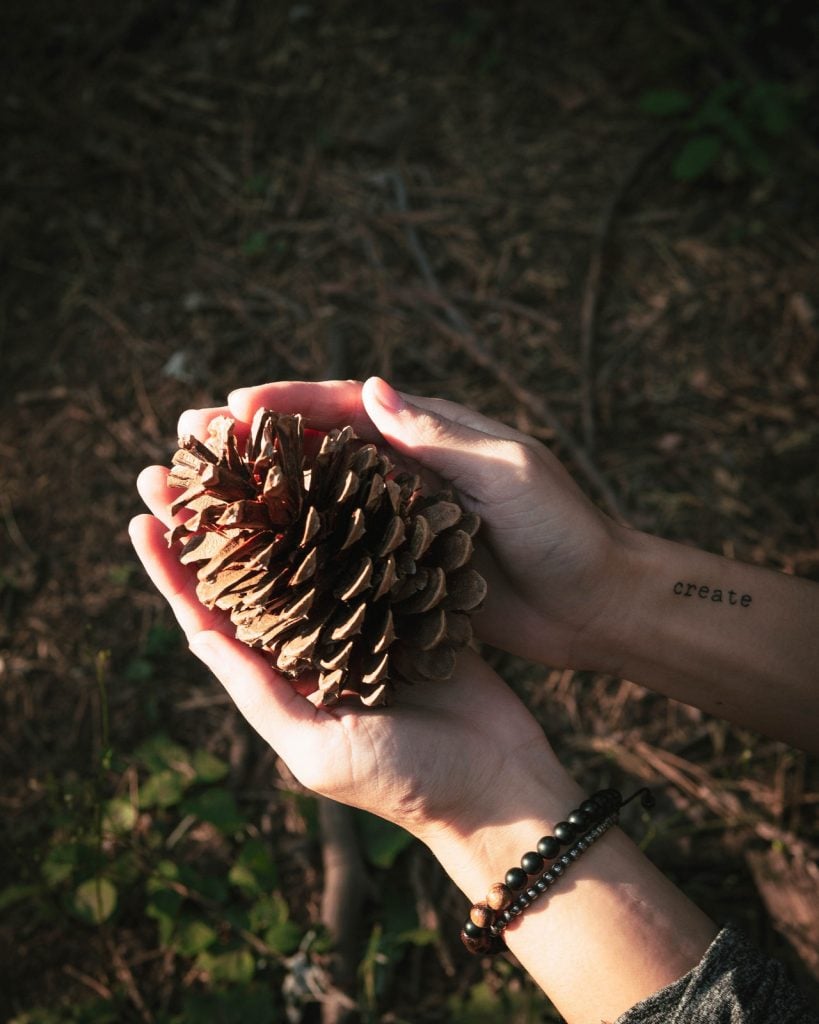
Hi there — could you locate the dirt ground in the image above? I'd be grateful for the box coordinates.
[2,1,818,1021]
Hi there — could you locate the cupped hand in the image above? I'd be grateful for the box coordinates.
[129,466,565,842]
[217,378,629,672]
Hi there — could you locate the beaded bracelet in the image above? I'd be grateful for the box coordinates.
[460,787,655,955]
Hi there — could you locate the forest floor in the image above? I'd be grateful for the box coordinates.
[2,2,818,1021]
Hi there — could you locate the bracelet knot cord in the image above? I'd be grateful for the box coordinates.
[460,787,654,956]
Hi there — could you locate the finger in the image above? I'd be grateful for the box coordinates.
[136,465,179,528]
[177,405,230,440]
[187,628,329,765]
[397,393,530,444]
[227,380,382,439]
[361,377,522,500]
[129,514,231,639]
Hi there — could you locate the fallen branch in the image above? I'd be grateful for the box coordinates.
[318,797,372,1024]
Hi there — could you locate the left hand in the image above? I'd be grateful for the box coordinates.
[129,464,573,844]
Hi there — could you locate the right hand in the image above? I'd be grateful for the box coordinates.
[215,378,630,672]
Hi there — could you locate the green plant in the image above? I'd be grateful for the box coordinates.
[640,79,799,181]
[6,732,308,1022]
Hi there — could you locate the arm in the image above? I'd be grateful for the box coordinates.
[129,490,716,1024]
[577,526,819,753]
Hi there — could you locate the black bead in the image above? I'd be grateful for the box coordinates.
[526,887,538,899]
[552,862,564,875]
[537,835,560,859]
[536,879,548,892]
[502,909,513,923]
[505,867,528,891]
[521,851,544,874]
[553,821,576,843]
[463,920,485,939]
[580,799,600,820]
[567,809,589,830]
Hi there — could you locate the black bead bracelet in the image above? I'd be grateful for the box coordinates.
[460,787,654,956]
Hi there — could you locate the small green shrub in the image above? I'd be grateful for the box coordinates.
[640,80,800,181]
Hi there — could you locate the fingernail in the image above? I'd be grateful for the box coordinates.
[367,376,406,414]
[177,409,197,436]
[226,387,247,405]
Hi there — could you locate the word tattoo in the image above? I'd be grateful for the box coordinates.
[673,581,752,607]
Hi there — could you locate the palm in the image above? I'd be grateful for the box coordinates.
[129,466,547,839]
[279,649,546,835]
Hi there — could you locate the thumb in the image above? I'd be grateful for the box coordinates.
[361,377,513,496]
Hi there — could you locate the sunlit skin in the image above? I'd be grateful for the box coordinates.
[131,376,818,1022]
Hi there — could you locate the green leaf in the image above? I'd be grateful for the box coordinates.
[106,851,141,887]
[356,811,414,868]
[174,918,218,956]
[138,769,186,809]
[72,878,117,924]
[102,797,137,834]
[42,843,81,887]
[147,887,183,920]
[135,733,192,773]
[192,749,229,784]
[0,883,42,911]
[144,625,180,657]
[751,86,793,137]
[177,863,228,904]
[181,788,245,834]
[196,947,255,985]
[248,893,289,932]
[147,883,183,946]
[247,894,301,953]
[639,88,692,116]
[672,134,721,180]
[151,859,181,883]
[176,986,276,1024]
[397,927,438,947]
[263,919,302,955]
[229,839,278,895]
[125,658,154,683]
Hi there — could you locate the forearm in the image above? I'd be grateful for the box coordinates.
[421,761,716,1023]
[577,527,819,753]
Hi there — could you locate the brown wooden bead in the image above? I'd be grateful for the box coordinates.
[469,902,494,928]
[460,929,492,955]
[486,882,512,911]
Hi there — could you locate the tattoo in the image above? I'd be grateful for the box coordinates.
[673,581,752,607]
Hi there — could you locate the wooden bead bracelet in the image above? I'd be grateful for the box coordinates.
[460,787,654,955]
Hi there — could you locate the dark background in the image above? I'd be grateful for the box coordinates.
[2,2,818,1021]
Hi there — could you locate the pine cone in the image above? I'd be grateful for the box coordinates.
[166,409,487,706]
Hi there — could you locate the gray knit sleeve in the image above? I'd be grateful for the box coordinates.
[614,925,818,1023]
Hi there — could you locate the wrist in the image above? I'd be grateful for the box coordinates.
[418,752,584,904]
[422,762,716,1023]
[565,521,651,676]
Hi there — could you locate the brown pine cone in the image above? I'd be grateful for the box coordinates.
[166,409,486,706]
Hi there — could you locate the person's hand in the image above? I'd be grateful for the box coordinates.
[129,465,578,844]
[215,378,631,672]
